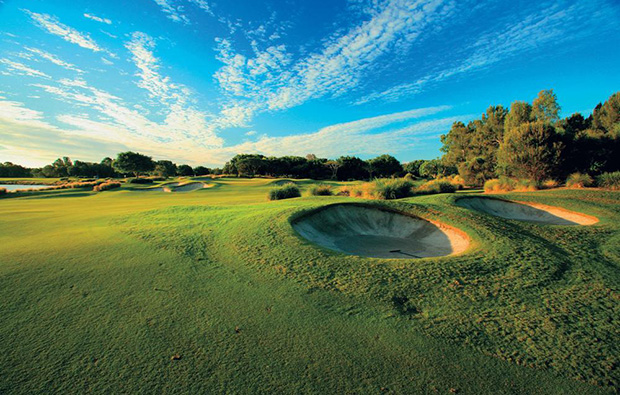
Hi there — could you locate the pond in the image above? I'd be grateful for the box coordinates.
[0,184,51,192]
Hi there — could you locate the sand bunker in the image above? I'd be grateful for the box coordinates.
[456,197,598,225]
[135,182,211,192]
[174,182,211,192]
[292,204,469,259]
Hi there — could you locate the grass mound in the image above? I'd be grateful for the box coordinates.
[268,183,301,200]
[597,171,620,190]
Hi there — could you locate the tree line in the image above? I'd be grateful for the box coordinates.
[440,90,620,185]
[3,89,616,182]
[2,152,441,181]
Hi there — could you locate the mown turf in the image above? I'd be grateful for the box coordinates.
[0,178,617,393]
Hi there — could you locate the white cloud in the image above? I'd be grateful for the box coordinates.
[25,10,104,52]
[211,0,454,131]
[0,58,51,79]
[24,47,84,73]
[84,13,112,24]
[153,0,189,24]
[101,57,114,65]
[356,1,617,104]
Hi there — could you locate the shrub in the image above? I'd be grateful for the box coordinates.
[308,184,333,196]
[129,178,153,184]
[417,179,457,194]
[403,173,415,181]
[268,183,301,200]
[367,178,414,200]
[337,186,351,196]
[93,181,121,192]
[597,171,620,190]
[542,179,560,189]
[515,178,538,192]
[484,177,516,193]
[566,172,594,188]
[0,187,7,196]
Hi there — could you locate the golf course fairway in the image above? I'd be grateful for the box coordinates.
[0,178,618,393]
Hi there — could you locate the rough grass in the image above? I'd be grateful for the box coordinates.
[0,178,617,393]
[484,177,539,193]
[268,182,301,200]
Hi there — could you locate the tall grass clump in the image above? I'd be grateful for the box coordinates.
[367,178,414,199]
[490,177,515,192]
[93,181,121,192]
[417,179,457,194]
[268,183,301,200]
[307,184,333,196]
[566,172,594,188]
[597,171,620,190]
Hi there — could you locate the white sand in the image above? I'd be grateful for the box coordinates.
[457,197,598,225]
[293,204,469,259]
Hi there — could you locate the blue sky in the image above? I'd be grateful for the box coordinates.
[1,0,619,167]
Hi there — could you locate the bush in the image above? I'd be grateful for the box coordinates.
[597,171,620,190]
[337,186,351,196]
[566,172,594,188]
[93,181,121,192]
[417,179,457,194]
[367,178,414,200]
[403,173,415,181]
[308,184,333,196]
[542,179,560,189]
[515,178,538,191]
[129,178,153,184]
[268,183,301,200]
[484,177,516,193]
[484,177,538,192]
[0,187,7,196]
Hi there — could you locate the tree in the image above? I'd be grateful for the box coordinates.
[591,92,620,136]
[403,160,426,177]
[532,89,560,124]
[419,159,441,178]
[325,160,341,180]
[367,154,402,178]
[113,152,155,177]
[154,160,177,177]
[236,157,265,177]
[177,164,195,176]
[193,166,210,176]
[336,156,368,181]
[505,101,533,131]
[497,121,563,182]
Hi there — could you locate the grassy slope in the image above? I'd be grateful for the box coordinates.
[0,179,617,393]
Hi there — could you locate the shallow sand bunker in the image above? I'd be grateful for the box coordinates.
[456,197,598,225]
[293,204,469,259]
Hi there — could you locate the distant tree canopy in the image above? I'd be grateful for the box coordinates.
[177,164,195,176]
[113,152,155,177]
[440,90,620,185]
[9,89,617,184]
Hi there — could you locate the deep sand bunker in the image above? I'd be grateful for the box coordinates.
[456,197,598,225]
[293,204,469,259]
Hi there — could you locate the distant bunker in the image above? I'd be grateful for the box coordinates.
[456,197,598,225]
[292,204,469,259]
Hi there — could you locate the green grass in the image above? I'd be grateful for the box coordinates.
[0,178,618,393]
